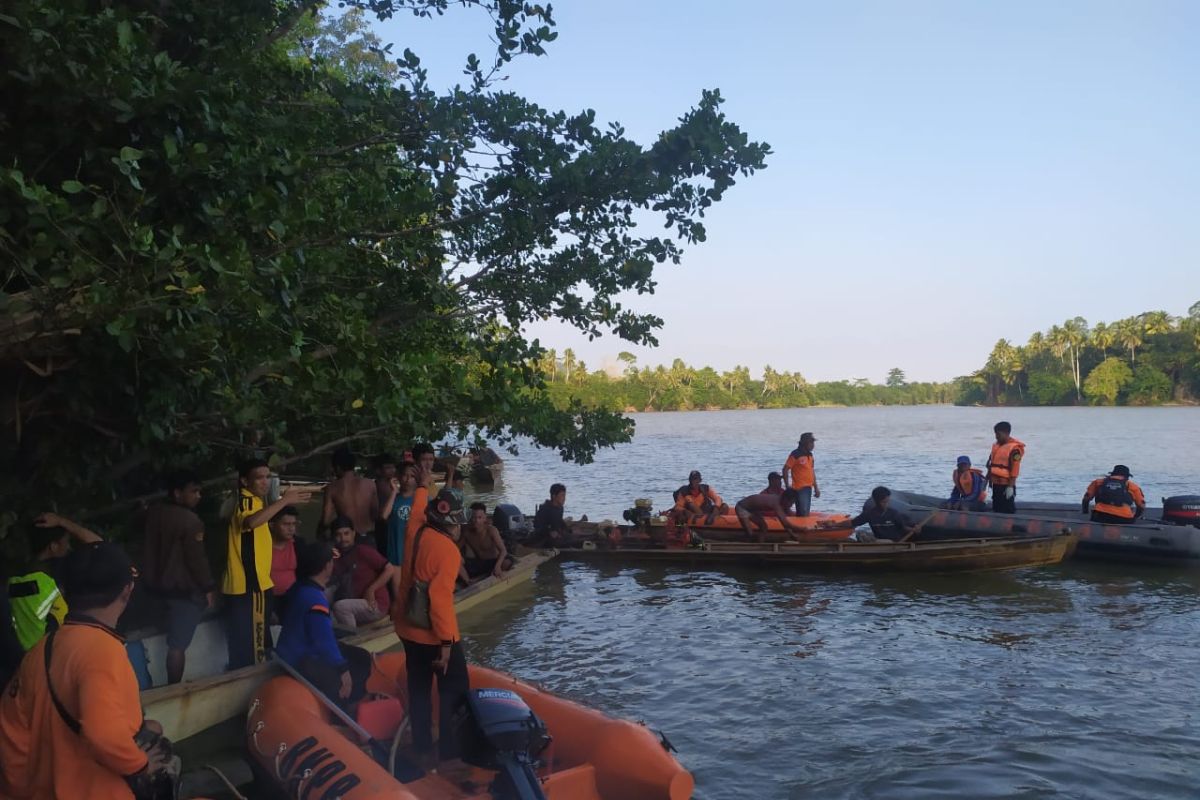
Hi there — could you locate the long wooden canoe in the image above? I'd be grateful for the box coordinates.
[142,550,557,741]
[560,533,1076,573]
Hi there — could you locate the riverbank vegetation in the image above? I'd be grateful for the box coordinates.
[0,1,768,545]
[961,306,1200,406]
[539,354,956,410]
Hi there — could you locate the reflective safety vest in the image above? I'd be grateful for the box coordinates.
[952,468,988,503]
[7,570,68,651]
[1093,475,1137,519]
[987,438,1025,485]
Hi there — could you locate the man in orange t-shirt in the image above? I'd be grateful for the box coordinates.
[0,542,175,800]
[393,470,469,765]
[782,432,820,516]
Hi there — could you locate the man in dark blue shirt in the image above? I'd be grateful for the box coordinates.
[848,487,924,541]
[275,540,371,706]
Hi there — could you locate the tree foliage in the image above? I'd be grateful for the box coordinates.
[534,353,955,411]
[0,0,769,545]
[961,307,1200,407]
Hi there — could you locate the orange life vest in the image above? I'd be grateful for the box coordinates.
[953,468,988,503]
[987,438,1025,485]
[1090,475,1142,519]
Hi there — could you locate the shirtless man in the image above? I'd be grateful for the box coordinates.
[734,489,803,542]
[321,448,379,538]
[459,503,511,582]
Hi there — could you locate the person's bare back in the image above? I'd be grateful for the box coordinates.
[324,473,379,535]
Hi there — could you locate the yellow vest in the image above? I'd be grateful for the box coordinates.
[221,489,274,594]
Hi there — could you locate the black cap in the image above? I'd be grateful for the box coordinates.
[768,471,782,481]
[1111,465,1131,478]
[688,470,702,481]
[61,542,135,606]
[426,488,465,526]
[800,432,815,443]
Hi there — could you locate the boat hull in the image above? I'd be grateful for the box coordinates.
[890,491,1200,566]
[562,533,1076,573]
[246,653,693,800]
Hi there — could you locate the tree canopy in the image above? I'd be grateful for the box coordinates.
[0,0,769,545]
[959,307,1200,407]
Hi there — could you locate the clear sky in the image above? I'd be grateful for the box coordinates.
[373,1,1200,382]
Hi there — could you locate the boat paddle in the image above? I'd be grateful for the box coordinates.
[270,653,391,765]
[897,510,939,543]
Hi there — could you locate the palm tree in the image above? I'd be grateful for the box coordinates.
[1062,317,1089,402]
[1116,318,1143,364]
[1090,322,1115,358]
[561,348,576,384]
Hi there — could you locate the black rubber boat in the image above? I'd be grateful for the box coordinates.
[889,491,1200,566]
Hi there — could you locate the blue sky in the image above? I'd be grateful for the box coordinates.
[373,1,1200,382]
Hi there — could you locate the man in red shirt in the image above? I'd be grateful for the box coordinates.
[329,517,396,630]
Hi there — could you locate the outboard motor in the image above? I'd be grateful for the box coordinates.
[622,498,654,530]
[493,503,533,543]
[1162,496,1200,527]
[454,689,551,800]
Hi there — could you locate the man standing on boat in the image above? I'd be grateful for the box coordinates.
[1082,465,1146,523]
[141,469,215,685]
[985,422,1025,514]
[947,456,988,511]
[393,487,470,767]
[321,447,379,540]
[782,433,820,517]
[224,459,312,670]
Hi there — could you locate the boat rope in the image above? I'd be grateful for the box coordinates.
[273,742,289,780]
[203,764,248,800]
[249,720,269,758]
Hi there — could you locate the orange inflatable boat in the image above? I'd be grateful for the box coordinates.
[246,652,693,800]
[654,511,854,542]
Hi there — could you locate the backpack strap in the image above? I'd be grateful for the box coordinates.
[43,630,82,735]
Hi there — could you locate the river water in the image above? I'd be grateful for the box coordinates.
[457,407,1200,799]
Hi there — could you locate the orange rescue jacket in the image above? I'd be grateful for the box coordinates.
[987,438,1025,486]
[0,617,148,800]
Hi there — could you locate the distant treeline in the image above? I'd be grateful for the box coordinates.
[538,303,1200,411]
[960,304,1200,406]
[537,352,954,411]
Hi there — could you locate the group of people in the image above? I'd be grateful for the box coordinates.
[671,420,1148,543]
[0,443,520,798]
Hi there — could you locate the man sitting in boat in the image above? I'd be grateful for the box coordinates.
[735,489,803,541]
[276,540,372,707]
[673,470,728,525]
[329,516,396,631]
[1082,465,1146,524]
[946,455,988,511]
[460,502,512,581]
[849,487,926,541]
[532,482,569,546]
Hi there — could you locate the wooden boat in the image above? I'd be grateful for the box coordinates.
[890,491,1200,566]
[557,516,853,550]
[141,550,557,741]
[246,652,692,800]
[561,532,1077,573]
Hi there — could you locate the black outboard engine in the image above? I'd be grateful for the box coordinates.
[493,504,533,543]
[454,689,551,800]
[621,498,654,530]
[1162,496,1200,527]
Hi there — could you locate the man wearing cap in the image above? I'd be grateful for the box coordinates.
[0,542,177,799]
[761,471,786,496]
[1082,465,1146,523]
[393,482,470,767]
[947,456,988,511]
[672,470,727,525]
[782,433,820,516]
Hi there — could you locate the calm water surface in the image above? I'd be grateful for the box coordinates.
[458,407,1199,799]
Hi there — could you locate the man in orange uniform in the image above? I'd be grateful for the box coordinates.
[1082,465,1146,523]
[985,421,1025,514]
[782,432,820,516]
[0,542,175,799]
[672,470,727,525]
[393,470,469,767]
